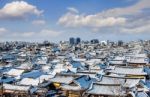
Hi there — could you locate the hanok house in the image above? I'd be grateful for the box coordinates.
[18,70,54,86]
[0,83,32,97]
[76,71,97,79]
[106,66,147,78]
[108,56,127,66]
[4,68,25,77]
[48,73,75,96]
[0,83,48,97]
[126,53,149,66]
[49,73,75,86]
[61,75,96,97]
[86,83,127,97]
[15,62,33,71]
[85,74,146,97]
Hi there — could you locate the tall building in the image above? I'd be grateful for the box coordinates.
[118,40,123,46]
[76,37,81,44]
[69,37,75,45]
[69,37,81,45]
[91,39,99,44]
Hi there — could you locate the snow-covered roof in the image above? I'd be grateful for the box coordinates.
[21,70,43,79]
[108,67,147,75]
[61,85,81,91]
[137,91,149,97]
[98,76,125,85]
[109,60,126,65]
[19,78,39,86]
[19,74,54,86]
[16,62,33,70]
[3,83,31,91]
[49,75,74,84]
[123,79,140,88]
[85,59,101,65]
[38,74,54,81]
[87,83,126,96]
[127,58,149,64]
[5,68,25,77]
[72,58,86,62]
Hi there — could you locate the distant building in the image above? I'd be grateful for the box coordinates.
[69,37,81,45]
[76,37,81,44]
[118,40,124,46]
[69,37,75,45]
[91,39,99,44]
[100,40,107,46]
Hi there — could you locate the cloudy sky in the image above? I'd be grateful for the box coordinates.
[0,0,150,42]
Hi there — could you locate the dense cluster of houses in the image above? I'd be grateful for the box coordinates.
[0,40,150,97]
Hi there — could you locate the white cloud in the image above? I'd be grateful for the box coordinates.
[67,7,79,13]
[0,28,7,32]
[22,32,35,37]
[10,29,62,38]
[58,12,126,28]
[58,0,150,34]
[32,20,46,25]
[0,27,7,35]
[0,1,43,19]
[121,24,150,33]
[97,0,150,17]
[0,27,62,42]
[39,29,61,37]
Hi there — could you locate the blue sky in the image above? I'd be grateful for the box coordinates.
[0,0,150,42]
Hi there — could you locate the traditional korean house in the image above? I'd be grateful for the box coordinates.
[107,66,147,78]
[108,56,127,66]
[126,53,149,66]
[0,75,15,84]
[49,73,75,89]
[16,52,27,63]
[4,68,25,78]
[61,75,96,97]
[19,70,54,86]
[0,83,48,97]
[16,62,33,70]
[86,83,127,97]
[1,83,32,97]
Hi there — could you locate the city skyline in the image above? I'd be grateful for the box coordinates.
[0,0,150,42]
